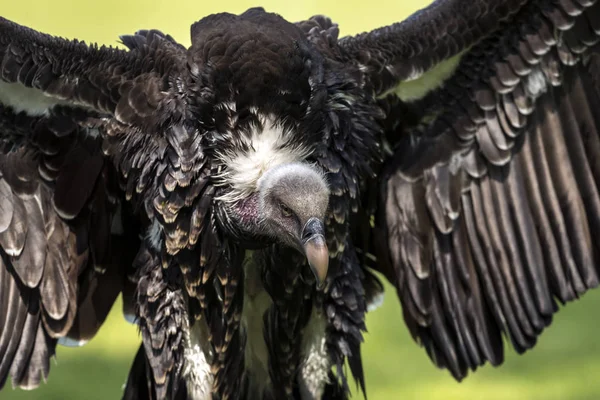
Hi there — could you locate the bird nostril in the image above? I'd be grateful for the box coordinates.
[302,217,325,241]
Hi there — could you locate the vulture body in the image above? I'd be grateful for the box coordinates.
[0,1,599,399]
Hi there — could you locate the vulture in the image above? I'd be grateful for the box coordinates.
[1,0,600,398]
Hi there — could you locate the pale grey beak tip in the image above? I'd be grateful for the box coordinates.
[304,235,329,289]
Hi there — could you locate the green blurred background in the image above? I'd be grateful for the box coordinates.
[3,1,600,399]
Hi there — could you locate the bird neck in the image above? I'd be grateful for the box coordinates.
[215,195,272,249]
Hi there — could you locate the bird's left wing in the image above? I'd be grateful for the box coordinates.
[340,0,600,380]
[339,0,533,99]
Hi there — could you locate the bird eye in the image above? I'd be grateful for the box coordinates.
[279,202,293,217]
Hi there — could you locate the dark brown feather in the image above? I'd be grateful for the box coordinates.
[9,298,41,387]
[372,0,600,381]
[0,178,14,232]
[16,326,55,390]
[339,0,530,95]
[0,17,187,127]
[11,194,47,288]
[53,151,104,220]
[0,104,133,390]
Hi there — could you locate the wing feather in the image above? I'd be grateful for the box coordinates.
[0,179,13,231]
[0,191,26,257]
[0,16,187,126]
[339,0,529,96]
[16,324,54,390]
[0,264,30,386]
[9,294,41,386]
[0,104,136,391]
[372,0,600,380]
[39,227,71,321]
[12,194,48,288]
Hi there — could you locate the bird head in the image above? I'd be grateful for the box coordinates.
[221,160,330,288]
[256,163,330,287]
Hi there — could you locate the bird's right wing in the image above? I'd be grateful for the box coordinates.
[0,17,189,391]
[0,103,136,390]
[0,17,186,126]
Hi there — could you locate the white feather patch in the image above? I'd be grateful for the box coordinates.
[525,67,548,99]
[146,219,163,250]
[215,116,311,202]
[298,308,330,400]
[0,81,66,116]
[183,319,214,400]
[181,319,213,400]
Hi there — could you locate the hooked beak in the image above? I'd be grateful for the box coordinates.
[302,217,329,289]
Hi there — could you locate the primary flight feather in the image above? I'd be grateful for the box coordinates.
[0,1,599,399]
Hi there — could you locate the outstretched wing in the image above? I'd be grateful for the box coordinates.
[0,17,186,126]
[339,0,533,99]
[0,104,136,390]
[344,0,600,380]
[0,17,187,390]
